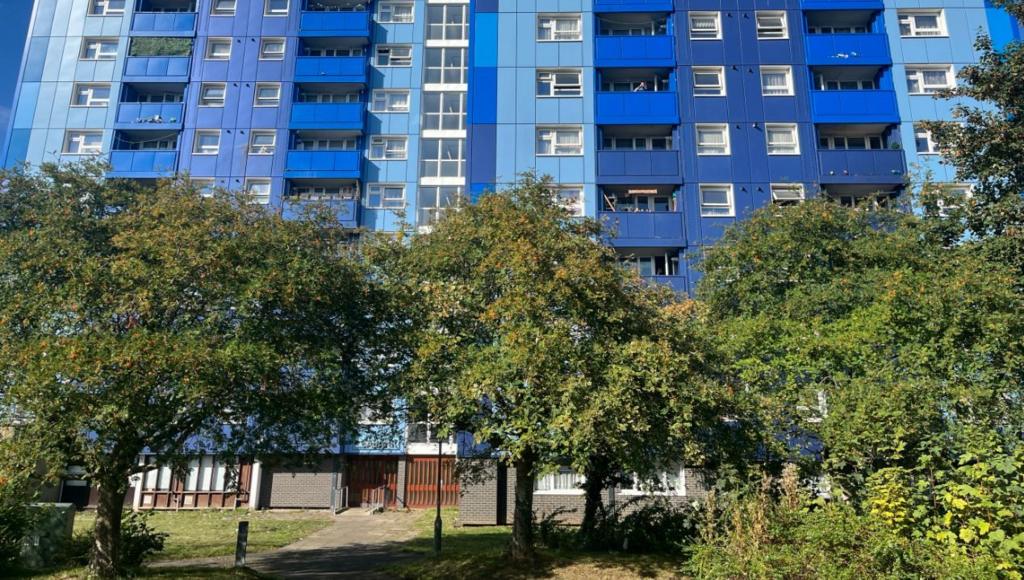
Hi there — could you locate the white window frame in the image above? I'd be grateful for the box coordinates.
[696,124,730,156]
[755,10,788,40]
[535,468,585,495]
[71,83,111,107]
[419,138,466,179]
[765,123,800,155]
[63,130,104,155]
[618,467,688,496]
[914,125,940,155]
[550,185,584,217]
[370,89,410,113]
[424,46,467,85]
[906,65,954,95]
[421,92,466,132]
[259,38,286,61]
[699,184,735,218]
[536,126,583,156]
[378,1,414,24]
[193,130,221,155]
[368,135,408,160]
[537,14,582,41]
[248,130,277,155]
[898,10,947,38]
[537,69,582,97]
[205,38,232,60]
[693,66,725,97]
[245,179,272,204]
[689,11,721,40]
[425,4,468,41]
[376,45,413,67]
[198,82,226,107]
[264,0,289,17]
[771,183,805,204]
[80,38,118,61]
[89,0,125,16]
[211,0,236,15]
[254,83,281,107]
[364,183,406,209]
[761,66,794,96]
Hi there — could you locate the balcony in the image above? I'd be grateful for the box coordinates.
[648,275,687,293]
[599,211,686,247]
[806,34,892,67]
[810,90,899,123]
[818,149,906,184]
[299,11,370,37]
[114,103,184,130]
[108,150,178,178]
[803,1,883,9]
[290,103,364,130]
[284,151,361,178]
[595,92,678,125]
[596,150,681,185]
[294,57,368,84]
[595,36,675,68]
[282,197,359,228]
[123,56,190,81]
[593,0,673,12]
[130,12,197,36]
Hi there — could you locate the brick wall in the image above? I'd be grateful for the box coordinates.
[260,458,337,509]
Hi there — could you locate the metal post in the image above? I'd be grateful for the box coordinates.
[234,521,249,567]
[433,436,442,555]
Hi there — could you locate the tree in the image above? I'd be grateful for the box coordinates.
[0,162,390,576]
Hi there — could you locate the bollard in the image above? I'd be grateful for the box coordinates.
[234,521,249,567]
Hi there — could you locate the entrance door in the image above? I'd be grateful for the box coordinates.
[405,457,459,508]
[59,479,92,509]
[346,456,398,508]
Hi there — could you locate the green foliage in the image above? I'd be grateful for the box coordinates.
[128,37,193,56]
[588,497,700,554]
[0,476,36,566]
[118,512,167,569]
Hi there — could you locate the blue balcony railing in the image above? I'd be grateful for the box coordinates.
[806,33,892,66]
[282,197,359,229]
[810,90,899,123]
[818,149,906,184]
[802,0,883,10]
[593,0,673,12]
[114,103,184,129]
[294,57,368,84]
[284,150,362,178]
[299,11,371,36]
[124,56,190,80]
[596,150,681,184]
[596,91,679,125]
[130,12,197,35]
[595,36,675,68]
[289,103,364,130]
[599,211,686,247]
[108,150,178,177]
[648,275,688,293]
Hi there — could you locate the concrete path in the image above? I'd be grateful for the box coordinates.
[152,509,424,579]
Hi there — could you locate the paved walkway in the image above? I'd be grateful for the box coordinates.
[153,509,424,579]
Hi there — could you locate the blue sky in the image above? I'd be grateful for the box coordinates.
[0,0,32,139]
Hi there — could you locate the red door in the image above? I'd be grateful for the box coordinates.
[405,457,459,508]
[347,456,399,507]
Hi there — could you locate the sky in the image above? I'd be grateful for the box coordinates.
[0,0,33,140]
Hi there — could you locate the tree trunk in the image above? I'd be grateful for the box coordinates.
[579,467,606,547]
[91,478,127,578]
[509,449,536,562]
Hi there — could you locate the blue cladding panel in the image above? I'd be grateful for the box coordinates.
[803,1,883,9]
[650,276,687,293]
[294,57,368,84]
[810,90,899,123]
[289,103,365,130]
[818,150,906,184]
[595,92,679,125]
[108,151,179,178]
[124,56,191,80]
[282,199,359,229]
[298,11,371,37]
[596,150,682,184]
[595,36,675,68]
[805,34,892,66]
[599,212,686,248]
[130,12,198,35]
[285,151,362,178]
[594,0,674,13]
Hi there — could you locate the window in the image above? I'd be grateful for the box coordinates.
[818,134,884,150]
[601,136,672,151]
[300,91,360,104]
[689,11,721,40]
[81,38,118,60]
[293,136,357,150]
[756,11,787,39]
[535,468,584,493]
[183,457,229,492]
[696,124,729,155]
[371,89,410,112]
[211,0,236,15]
[365,183,405,209]
[259,38,286,60]
[765,123,799,155]
[191,178,216,197]
[898,10,946,37]
[287,184,357,201]
[693,67,725,96]
[537,127,582,156]
[64,131,103,154]
[424,47,466,84]
[914,126,939,154]
[761,66,793,96]
[254,83,281,107]
[245,179,272,204]
[537,14,582,41]
[89,0,125,16]
[420,138,465,178]
[537,69,582,97]
[199,83,226,107]
[248,131,276,155]
[426,4,468,41]
[771,183,805,206]
[551,186,584,217]
[421,92,466,131]
[71,83,111,107]
[906,66,953,94]
[264,0,288,16]
[193,130,221,155]
[205,38,232,60]
[376,45,412,67]
[619,467,687,495]
[814,75,878,91]
[378,1,414,23]
[369,136,408,160]
[417,185,461,226]
[303,46,363,57]
[699,184,734,217]
[620,252,679,277]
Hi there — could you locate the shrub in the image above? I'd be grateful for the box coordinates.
[128,37,193,56]
[0,476,36,566]
[579,496,700,554]
[119,511,167,569]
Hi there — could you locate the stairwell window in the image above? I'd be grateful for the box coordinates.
[378,1,414,24]
[689,12,721,40]
[371,89,410,112]
[417,185,461,226]
[915,126,940,154]
[245,179,272,204]
[193,130,221,155]
[64,131,104,155]
[264,0,289,16]
[421,92,466,131]
[426,4,468,41]
[756,11,787,39]
[537,127,583,156]
[376,45,412,67]
[699,184,734,217]
[248,131,276,155]
[766,123,800,155]
[259,38,286,60]
[693,67,725,96]
[205,38,232,60]
[254,83,281,107]
[424,47,467,85]
[771,184,805,206]
[537,14,582,41]
[89,0,125,16]
[761,66,794,96]
[71,83,111,107]
[365,183,406,209]
[898,10,946,37]
[81,38,118,60]
[906,66,953,94]
[420,138,466,178]
[537,70,582,97]
[369,136,408,160]
[696,124,730,156]
[199,83,226,107]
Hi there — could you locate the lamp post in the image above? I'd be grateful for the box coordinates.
[433,432,443,555]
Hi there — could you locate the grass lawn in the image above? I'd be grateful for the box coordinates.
[30,566,269,579]
[390,508,684,580]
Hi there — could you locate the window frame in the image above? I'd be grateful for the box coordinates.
[770,183,805,205]
[535,467,586,495]
[420,91,466,132]
[698,183,735,218]
[370,89,410,113]
[419,138,466,179]
[205,38,232,60]
[80,37,118,61]
[536,126,584,156]
[63,130,104,155]
[364,183,406,209]
[905,65,954,95]
[755,10,788,40]
[193,130,222,155]
[550,185,584,217]
[89,0,125,16]
[536,69,583,97]
[253,82,281,107]
[765,123,800,155]
[898,10,947,38]
[760,65,794,96]
[264,0,289,17]
[70,83,112,107]
[423,46,467,85]
[696,123,730,156]
[244,179,272,204]
[259,38,286,61]
[537,14,583,42]
[375,44,413,67]
[198,82,227,107]
[914,125,940,155]
[248,130,277,156]
[211,0,236,15]
[378,1,414,23]
[368,135,409,160]
[693,66,726,97]
[688,11,722,41]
